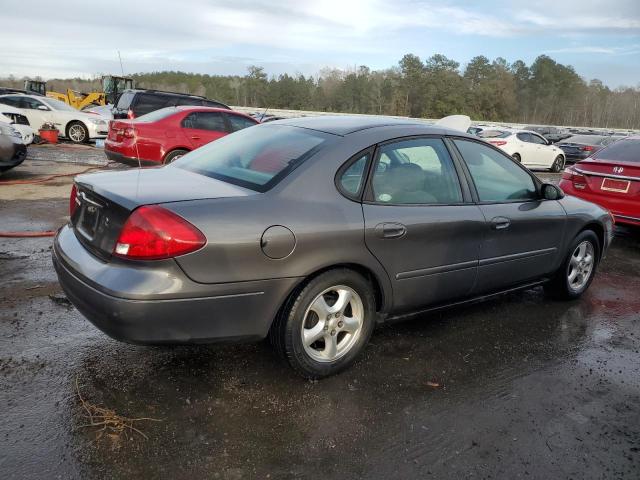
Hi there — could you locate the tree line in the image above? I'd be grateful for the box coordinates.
[2,54,639,129]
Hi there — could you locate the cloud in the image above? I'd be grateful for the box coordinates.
[544,45,640,56]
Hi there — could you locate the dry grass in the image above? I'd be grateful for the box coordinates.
[75,377,161,444]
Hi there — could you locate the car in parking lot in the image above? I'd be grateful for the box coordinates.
[478,129,566,171]
[0,94,108,143]
[53,116,614,378]
[0,123,27,174]
[105,106,258,165]
[0,104,34,145]
[524,125,571,143]
[112,89,231,120]
[560,136,639,226]
[556,135,621,163]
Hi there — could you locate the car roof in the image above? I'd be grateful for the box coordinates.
[273,115,446,136]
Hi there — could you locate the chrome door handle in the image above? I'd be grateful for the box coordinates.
[375,222,407,239]
[491,217,511,230]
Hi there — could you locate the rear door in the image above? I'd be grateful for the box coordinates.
[181,111,228,148]
[361,136,485,313]
[529,132,555,167]
[451,138,566,294]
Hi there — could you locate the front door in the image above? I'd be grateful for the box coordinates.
[451,138,566,294]
[18,96,52,131]
[362,137,485,314]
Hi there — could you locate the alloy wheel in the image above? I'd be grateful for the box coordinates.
[301,285,364,363]
[567,240,594,291]
[68,124,86,143]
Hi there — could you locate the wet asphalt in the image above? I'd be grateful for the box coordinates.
[1,147,639,479]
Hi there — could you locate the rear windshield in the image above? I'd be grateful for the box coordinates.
[596,139,640,163]
[173,125,330,191]
[478,130,511,138]
[116,91,134,110]
[562,135,604,145]
[134,107,178,123]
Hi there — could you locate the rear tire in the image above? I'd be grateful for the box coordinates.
[270,269,376,379]
[512,153,521,162]
[66,121,88,144]
[163,149,189,164]
[544,230,599,300]
[550,155,565,173]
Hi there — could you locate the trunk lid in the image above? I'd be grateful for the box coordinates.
[72,166,256,258]
[574,158,640,198]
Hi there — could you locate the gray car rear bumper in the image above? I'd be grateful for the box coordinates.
[52,225,299,344]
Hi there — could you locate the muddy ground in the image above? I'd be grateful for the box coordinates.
[1,146,639,479]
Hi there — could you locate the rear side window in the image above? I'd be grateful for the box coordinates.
[453,139,537,202]
[596,139,640,163]
[133,93,174,116]
[516,132,530,142]
[371,138,463,205]
[116,92,134,110]
[338,152,369,198]
[478,130,510,139]
[226,114,257,132]
[0,96,22,107]
[182,112,226,131]
[203,100,229,109]
[175,97,203,106]
[174,125,329,191]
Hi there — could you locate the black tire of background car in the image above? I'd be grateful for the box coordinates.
[512,153,521,162]
[550,155,565,173]
[544,230,600,300]
[269,269,376,379]
[66,121,89,144]
[163,149,189,164]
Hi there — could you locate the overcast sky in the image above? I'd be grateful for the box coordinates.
[2,0,639,86]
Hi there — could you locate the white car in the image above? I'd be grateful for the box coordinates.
[0,104,35,144]
[0,94,108,144]
[478,129,566,172]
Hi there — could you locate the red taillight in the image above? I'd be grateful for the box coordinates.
[127,109,135,119]
[123,127,135,138]
[113,205,206,260]
[562,166,587,189]
[489,140,507,146]
[581,145,594,151]
[69,184,78,216]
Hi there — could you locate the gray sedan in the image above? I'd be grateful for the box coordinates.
[53,116,614,378]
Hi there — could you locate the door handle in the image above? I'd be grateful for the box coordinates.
[375,222,406,239]
[490,217,511,230]
[191,135,201,140]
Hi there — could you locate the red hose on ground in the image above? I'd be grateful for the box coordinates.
[0,231,56,238]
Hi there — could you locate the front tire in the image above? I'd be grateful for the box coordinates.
[550,155,565,173]
[545,230,599,300]
[66,121,88,143]
[270,269,376,379]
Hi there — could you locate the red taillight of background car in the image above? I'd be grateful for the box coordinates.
[489,140,507,146]
[113,205,206,260]
[581,146,595,152]
[123,127,136,138]
[562,166,588,189]
[69,184,78,216]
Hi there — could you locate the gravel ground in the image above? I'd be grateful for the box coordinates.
[1,145,639,479]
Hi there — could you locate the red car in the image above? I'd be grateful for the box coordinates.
[560,136,640,226]
[105,106,258,165]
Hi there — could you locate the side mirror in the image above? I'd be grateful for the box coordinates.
[37,105,49,111]
[546,139,552,145]
[541,183,564,200]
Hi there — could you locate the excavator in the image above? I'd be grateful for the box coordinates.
[23,76,134,110]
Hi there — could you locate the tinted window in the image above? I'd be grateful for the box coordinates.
[0,96,22,107]
[562,135,603,145]
[135,107,179,123]
[204,100,229,109]
[371,138,462,205]
[454,139,537,202]
[116,91,135,110]
[516,132,530,142]
[479,130,510,139]
[42,98,77,112]
[175,97,203,106]
[21,97,47,110]
[182,111,226,131]
[339,153,368,197]
[596,139,640,163]
[227,114,257,132]
[529,134,547,145]
[133,93,174,116]
[174,125,329,191]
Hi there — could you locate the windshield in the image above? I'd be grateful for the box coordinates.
[173,124,330,191]
[135,107,179,123]
[596,138,640,163]
[43,97,79,112]
[478,130,511,139]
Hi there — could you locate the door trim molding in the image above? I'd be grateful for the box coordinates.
[478,247,557,267]
[397,259,478,280]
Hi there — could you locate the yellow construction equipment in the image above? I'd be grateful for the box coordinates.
[23,75,134,110]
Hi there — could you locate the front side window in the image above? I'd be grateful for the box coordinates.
[174,125,329,191]
[42,98,76,112]
[453,139,537,202]
[0,96,21,108]
[370,138,463,205]
[529,134,547,145]
[22,97,47,110]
